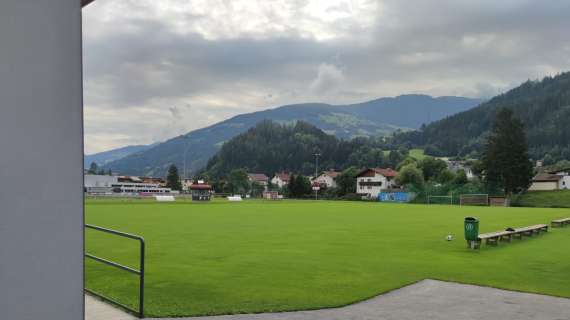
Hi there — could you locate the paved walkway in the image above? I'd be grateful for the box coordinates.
[85,295,136,320]
[87,280,570,320]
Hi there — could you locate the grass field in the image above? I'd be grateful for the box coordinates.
[85,199,570,317]
[514,190,570,208]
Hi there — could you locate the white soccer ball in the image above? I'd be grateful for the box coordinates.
[446,234,454,241]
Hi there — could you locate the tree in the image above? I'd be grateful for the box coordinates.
[88,162,98,174]
[336,167,359,197]
[418,157,447,181]
[287,174,311,198]
[453,169,469,185]
[396,164,424,187]
[388,150,404,168]
[482,108,533,195]
[166,164,182,191]
[250,182,265,198]
[227,168,250,195]
[436,169,456,184]
[107,169,113,176]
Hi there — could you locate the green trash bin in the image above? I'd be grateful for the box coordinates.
[464,217,479,241]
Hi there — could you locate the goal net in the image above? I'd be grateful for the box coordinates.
[459,194,489,206]
[427,195,453,205]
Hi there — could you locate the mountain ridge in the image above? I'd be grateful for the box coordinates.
[101,94,483,176]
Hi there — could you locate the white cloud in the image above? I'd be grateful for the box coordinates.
[310,63,346,95]
[82,0,570,153]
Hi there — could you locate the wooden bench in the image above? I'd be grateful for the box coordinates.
[552,218,570,228]
[477,230,514,247]
[474,224,548,248]
[512,224,548,238]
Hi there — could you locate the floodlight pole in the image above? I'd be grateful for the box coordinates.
[183,137,191,193]
[314,152,321,200]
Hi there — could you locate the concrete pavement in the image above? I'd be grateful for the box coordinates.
[87,279,570,320]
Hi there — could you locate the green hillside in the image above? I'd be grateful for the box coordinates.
[204,121,402,178]
[102,95,481,176]
[394,72,570,161]
[514,190,570,208]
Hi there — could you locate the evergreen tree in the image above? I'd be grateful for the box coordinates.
[166,164,182,191]
[88,162,98,174]
[287,175,297,198]
[336,167,359,197]
[482,109,533,195]
[227,168,250,195]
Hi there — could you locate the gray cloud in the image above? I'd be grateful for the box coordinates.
[83,0,570,153]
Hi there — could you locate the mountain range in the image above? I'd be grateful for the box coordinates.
[96,94,483,176]
[84,144,155,168]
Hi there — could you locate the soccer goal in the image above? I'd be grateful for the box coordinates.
[459,194,489,206]
[427,195,453,205]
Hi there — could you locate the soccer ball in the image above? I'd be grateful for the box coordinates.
[446,234,454,241]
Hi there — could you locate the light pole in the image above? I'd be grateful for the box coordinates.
[314,152,321,200]
[183,137,192,193]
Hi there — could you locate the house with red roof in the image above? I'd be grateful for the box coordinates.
[271,172,291,188]
[248,173,270,191]
[313,170,341,189]
[356,168,399,199]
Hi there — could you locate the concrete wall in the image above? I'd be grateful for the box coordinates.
[528,181,558,191]
[0,1,84,320]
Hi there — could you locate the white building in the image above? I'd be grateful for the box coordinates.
[271,172,290,188]
[441,158,475,180]
[84,174,118,194]
[529,169,570,191]
[356,168,399,199]
[248,173,270,190]
[313,170,340,189]
[84,175,173,194]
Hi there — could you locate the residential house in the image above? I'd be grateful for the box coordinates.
[313,170,340,189]
[529,168,570,191]
[356,168,399,199]
[248,173,270,191]
[271,172,290,188]
[440,158,475,180]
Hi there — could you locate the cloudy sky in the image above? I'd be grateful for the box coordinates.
[83,0,570,154]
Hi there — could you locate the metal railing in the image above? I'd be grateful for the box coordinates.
[85,224,145,318]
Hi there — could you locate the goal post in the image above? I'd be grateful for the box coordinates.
[427,195,453,205]
[459,194,489,206]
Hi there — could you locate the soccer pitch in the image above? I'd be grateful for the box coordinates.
[85,199,570,317]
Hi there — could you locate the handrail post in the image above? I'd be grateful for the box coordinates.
[85,224,145,318]
[139,238,145,318]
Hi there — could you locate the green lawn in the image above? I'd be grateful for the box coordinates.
[515,190,570,208]
[85,199,570,317]
[409,148,426,159]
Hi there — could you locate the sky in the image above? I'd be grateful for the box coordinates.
[83,0,570,154]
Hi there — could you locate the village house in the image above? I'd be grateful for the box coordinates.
[248,173,270,191]
[313,170,340,189]
[271,172,290,188]
[356,168,399,199]
[529,168,570,191]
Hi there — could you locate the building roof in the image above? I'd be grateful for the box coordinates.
[319,170,340,179]
[533,173,562,182]
[357,168,398,178]
[190,183,212,190]
[248,173,269,182]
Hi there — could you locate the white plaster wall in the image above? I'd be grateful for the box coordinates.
[0,1,84,319]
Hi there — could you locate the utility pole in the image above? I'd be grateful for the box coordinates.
[314,152,321,200]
